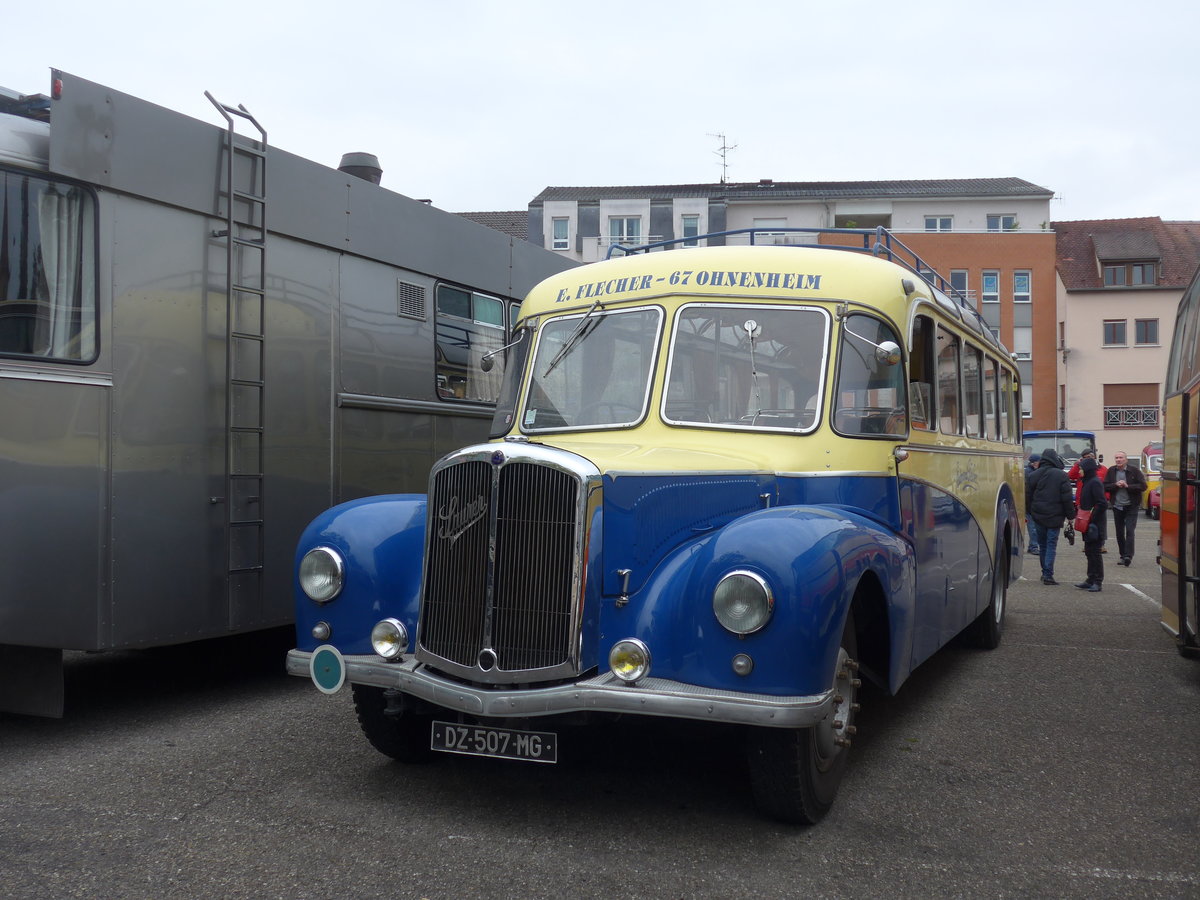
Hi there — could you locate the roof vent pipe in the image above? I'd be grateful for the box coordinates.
[338,152,383,185]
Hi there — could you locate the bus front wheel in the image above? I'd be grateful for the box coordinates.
[352,684,436,763]
[746,612,858,824]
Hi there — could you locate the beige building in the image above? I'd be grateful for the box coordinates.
[526,178,1062,425]
[1054,218,1200,462]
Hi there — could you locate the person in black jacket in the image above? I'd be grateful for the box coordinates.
[1076,456,1108,591]
[1025,448,1075,585]
[1103,450,1148,566]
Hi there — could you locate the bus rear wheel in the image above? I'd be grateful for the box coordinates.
[746,612,858,824]
[352,685,435,763]
[968,543,1008,649]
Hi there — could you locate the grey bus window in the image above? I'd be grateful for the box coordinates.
[936,324,962,434]
[909,314,936,430]
[833,314,906,437]
[0,174,96,362]
[983,354,1000,440]
[963,343,983,438]
[999,368,1015,442]
[435,284,506,402]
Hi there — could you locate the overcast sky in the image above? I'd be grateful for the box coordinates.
[4,0,1196,223]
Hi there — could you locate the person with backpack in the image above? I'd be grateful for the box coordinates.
[1025,448,1075,585]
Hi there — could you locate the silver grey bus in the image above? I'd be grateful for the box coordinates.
[0,71,573,716]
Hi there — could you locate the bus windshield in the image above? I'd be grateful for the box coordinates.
[1022,430,1096,465]
[664,304,828,432]
[522,306,663,430]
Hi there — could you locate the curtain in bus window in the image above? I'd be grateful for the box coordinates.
[1,175,95,361]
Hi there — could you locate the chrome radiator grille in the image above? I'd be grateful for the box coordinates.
[419,454,583,679]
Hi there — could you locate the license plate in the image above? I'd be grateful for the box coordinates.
[431,721,558,764]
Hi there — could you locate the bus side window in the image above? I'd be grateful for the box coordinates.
[833,314,906,437]
[983,354,1000,440]
[963,343,983,438]
[1000,369,1016,441]
[937,324,962,434]
[909,314,936,430]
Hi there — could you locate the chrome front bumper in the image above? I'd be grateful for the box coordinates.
[287,649,833,729]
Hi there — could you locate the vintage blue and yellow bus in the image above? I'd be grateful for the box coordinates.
[1160,262,1200,657]
[286,228,1026,823]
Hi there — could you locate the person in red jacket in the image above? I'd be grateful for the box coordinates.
[1067,449,1106,500]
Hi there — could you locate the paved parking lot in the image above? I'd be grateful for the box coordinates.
[1,520,1198,898]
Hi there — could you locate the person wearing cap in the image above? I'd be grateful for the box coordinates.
[1026,448,1075,585]
[1024,454,1041,554]
[1075,456,1108,591]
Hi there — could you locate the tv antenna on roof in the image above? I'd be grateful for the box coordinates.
[709,132,737,184]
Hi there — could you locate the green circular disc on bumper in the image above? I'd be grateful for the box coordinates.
[310,645,346,694]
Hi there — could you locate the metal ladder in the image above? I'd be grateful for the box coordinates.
[206,91,267,624]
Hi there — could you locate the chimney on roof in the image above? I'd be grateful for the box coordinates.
[759,178,774,186]
[338,152,383,185]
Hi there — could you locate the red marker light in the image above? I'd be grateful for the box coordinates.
[51,78,63,100]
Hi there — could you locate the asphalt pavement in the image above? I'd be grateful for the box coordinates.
[1,519,1198,899]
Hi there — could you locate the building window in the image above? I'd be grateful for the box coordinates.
[1103,320,1128,346]
[982,270,1000,303]
[551,217,570,251]
[1103,383,1160,427]
[1103,261,1158,286]
[609,216,641,245]
[1013,270,1031,303]
[987,214,1017,231]
[950,270,970,306]
[1012,326,1032,360]
[681,214,700,247]
[925,216,952,232]
[1135,318,1159,345]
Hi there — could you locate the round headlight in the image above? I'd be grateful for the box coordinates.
[609,638,651,683]
[370,618,409,661]
[713,571,774,634]
[299,546,344,603]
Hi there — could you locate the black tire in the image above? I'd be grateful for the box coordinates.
[352,685,435,763]
[968,542,1008,649]
[746,611,859,825]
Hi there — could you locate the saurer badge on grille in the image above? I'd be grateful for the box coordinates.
[436,494,487,545]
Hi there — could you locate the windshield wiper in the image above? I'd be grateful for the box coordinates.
[542,298,605,377]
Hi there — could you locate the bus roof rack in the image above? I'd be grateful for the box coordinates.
[0,87,51,122]
[608,225,1002,353]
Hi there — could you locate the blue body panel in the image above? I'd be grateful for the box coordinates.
[293,495,427,655]
[293,471,1007,699]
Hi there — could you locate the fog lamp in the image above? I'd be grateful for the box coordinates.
[609,638,651,683]
[299,546,344,603]
[713,570,774,635]
[370,618,409,661]
[732,653,754,676]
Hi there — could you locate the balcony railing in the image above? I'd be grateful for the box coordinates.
[1104,406,1160,427]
